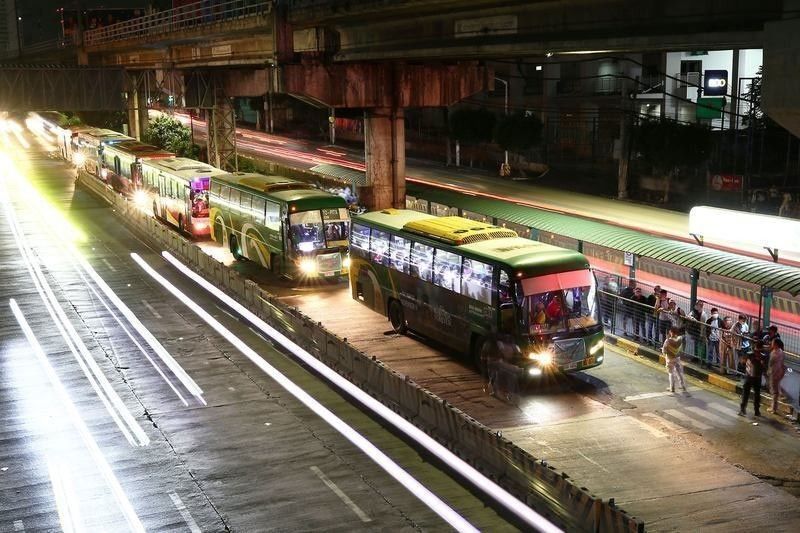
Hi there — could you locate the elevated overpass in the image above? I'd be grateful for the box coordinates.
[73,0,798,207]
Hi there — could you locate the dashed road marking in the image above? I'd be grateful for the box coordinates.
[685,406,733,426]
[624,391,674,402]
[641,412,689,434]
[100,258,117,272]
[664,409,712,430]
[169,492,202,533]
[311,466,371,523]
[13,520,24,532]
[709,402,743,420]
[141,299,162,319]
[628,415,668,438]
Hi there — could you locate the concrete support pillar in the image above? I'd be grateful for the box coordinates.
[689,268,699,310]
[126,73,149,140]
[208,82,238,171]
[362,107,405,210]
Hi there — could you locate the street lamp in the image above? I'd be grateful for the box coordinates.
[494,76,509,168]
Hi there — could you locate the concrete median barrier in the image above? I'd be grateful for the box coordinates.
[75,169,646,533]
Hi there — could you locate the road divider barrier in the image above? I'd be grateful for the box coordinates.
[76,170,645,533]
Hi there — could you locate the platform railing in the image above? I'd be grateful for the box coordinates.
[84,0,271,47]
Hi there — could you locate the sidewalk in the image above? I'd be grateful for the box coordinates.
[604,333,800,423]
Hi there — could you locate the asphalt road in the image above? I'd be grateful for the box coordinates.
[0,138,522,531]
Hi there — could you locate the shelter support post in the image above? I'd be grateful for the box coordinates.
[689,269,699,310]
[362,107,405,210]
[761,288,773,328]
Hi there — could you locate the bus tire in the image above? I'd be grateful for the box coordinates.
[472,336,493,377]
[229,235,243,261]
[388,299,407,334]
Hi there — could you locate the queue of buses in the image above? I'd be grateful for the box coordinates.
[57,122,604,379]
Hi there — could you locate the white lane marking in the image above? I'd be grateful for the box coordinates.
[709,402,744,420]
[47,459,83,533]
[624,391,674,402]
[663,409,712,430]
[14,520,25,531]
[576,451,609,474]
[169,492,202,533]
[628,415,668,439]
[141,299,162,319]
[214,304,239,321]
[228,387,235,391]
[310,466,372,523]
[641,412,688,434]
[100,258,117,272]
[685,406,734,426]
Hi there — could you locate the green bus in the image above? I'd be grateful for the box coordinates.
[209,172,351,279]
[349,209,604,378]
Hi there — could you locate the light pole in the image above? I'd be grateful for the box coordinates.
[494,76,509,168]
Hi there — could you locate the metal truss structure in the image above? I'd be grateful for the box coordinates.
[186,71,237,171]
[0,66,125,111]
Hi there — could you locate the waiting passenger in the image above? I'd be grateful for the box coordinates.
[546,293,564,322]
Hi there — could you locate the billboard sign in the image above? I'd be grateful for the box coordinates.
[703,70,729,96]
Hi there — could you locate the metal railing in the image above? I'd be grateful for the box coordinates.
[596,275,800,372]
[84,0,271,47]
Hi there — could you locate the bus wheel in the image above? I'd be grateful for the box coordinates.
[388,300,407,334]
[229,235,243,261]
[473,337,493,377]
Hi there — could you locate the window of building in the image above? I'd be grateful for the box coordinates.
[433,249,462,293]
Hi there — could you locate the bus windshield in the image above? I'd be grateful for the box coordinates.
[290,208,350,252]
[519,269,597,334]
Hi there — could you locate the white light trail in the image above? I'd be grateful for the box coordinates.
[160,251,562,533]
[47,458,83,533]
[76,254,206,406]
[0,175,148,447]
[10,299,146,533]
[130,252,481,533]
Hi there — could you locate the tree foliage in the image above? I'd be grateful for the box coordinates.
[448,108,496,144]
[742,65,776,130]
[143,114,200,159]
[494,112,543,153]
[634,118,712,173]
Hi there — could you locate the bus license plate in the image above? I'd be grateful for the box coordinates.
[583,356,596,366]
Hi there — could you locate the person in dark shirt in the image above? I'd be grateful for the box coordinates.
[739,341,766,417]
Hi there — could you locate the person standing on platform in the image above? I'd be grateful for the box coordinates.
[720,316,736,375]
[768,339,787,414]
[662,327,687,393]
[706,308,723,367]
[688,300,707,365]
[620,279,636,336]
[631,287,648,341]
[739,341,765,417]
[655,289,671,344]
[645,285,660,344]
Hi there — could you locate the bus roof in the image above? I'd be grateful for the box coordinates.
[214,172,347,210]
[143,157,227,179]
[356,209,589,274]
[79,128,132,144]
[104,140,173,159]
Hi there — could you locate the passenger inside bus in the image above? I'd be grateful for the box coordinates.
[531,301,547,325]
[191,190,209,217]
[546,293,564,322]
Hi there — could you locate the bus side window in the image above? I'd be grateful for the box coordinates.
[210,181,221,198]
[369,230,390,267]
[252,197,266,224]
[240,192,252,216]
[229,188,240,208]
[390,235,411,274]
[219,185,230,202]
[433,249,462,293]
[350,223,370,257]
[265,201,280,231]
[462,259,493,304]
[410,242,433,281]
[499,269,515,332]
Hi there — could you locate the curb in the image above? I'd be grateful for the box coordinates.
[605,333,795,416]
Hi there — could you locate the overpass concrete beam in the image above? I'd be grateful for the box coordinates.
[281,61,490,108]
[361,108,405,211]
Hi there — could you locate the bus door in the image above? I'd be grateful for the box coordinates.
[130,162,142,189]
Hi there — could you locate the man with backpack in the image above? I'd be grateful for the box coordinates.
[706,308,723,368]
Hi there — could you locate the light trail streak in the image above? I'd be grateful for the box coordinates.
[0,170,148,447]
[158,251,562,533]
[131,252,483,533]
[10,299,146,533]
[47,458,83,533]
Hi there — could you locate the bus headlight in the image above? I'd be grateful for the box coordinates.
[528,351,553,366]
[589,340,604,355]
[299,258,317,275]
[133,190,149,209]
[528,367,543,376]
[73,153,86,167]
[342,256,351,269]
